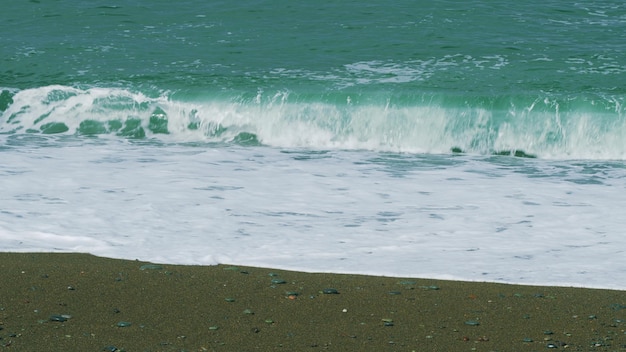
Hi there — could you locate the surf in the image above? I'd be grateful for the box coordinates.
[2,85,625,160]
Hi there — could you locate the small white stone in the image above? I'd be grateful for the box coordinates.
[342,308,348,313]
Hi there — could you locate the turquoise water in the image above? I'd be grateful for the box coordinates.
[2,1,626,288]
[2,0,626,157]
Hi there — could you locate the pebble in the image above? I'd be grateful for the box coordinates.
[139,264,163,271]
[322,288,339,294]
[271,278,287,284]
[49,315,68,322]
[116,321,132,327]
[464,320,480,326]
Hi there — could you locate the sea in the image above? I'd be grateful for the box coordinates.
[2,1,626,290]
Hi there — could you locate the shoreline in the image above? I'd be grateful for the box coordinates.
[0,252,624,351]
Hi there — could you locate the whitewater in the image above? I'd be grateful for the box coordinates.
[2,87,626,290]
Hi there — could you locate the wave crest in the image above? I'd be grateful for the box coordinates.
[1,85,625,159]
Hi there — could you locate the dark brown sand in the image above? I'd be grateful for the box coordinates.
[0,253,624,351]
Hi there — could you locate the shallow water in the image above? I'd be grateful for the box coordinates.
[1,136,625,289]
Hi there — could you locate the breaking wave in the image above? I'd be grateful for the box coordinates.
[1,85,625,159]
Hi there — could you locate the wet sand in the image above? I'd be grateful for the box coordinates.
[0,253,624,351]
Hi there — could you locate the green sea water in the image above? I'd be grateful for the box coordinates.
[2,0,626,158]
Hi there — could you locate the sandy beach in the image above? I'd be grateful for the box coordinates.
[0,253,624,351]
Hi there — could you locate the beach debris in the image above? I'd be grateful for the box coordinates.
[102,346,119,352]
[224,298,235,302]
[243,309,254,315]
[322,288,339,294]
[464,320,480,326]
[209,326,219,331]
[116,321,132,327]
[382,318,394,327]
[271,278,287,284]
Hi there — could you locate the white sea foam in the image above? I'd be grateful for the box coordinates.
[1,138,625,289]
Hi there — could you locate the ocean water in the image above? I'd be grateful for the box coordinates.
[2,1,626,289]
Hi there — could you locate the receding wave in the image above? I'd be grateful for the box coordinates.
[1,85,625,160]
